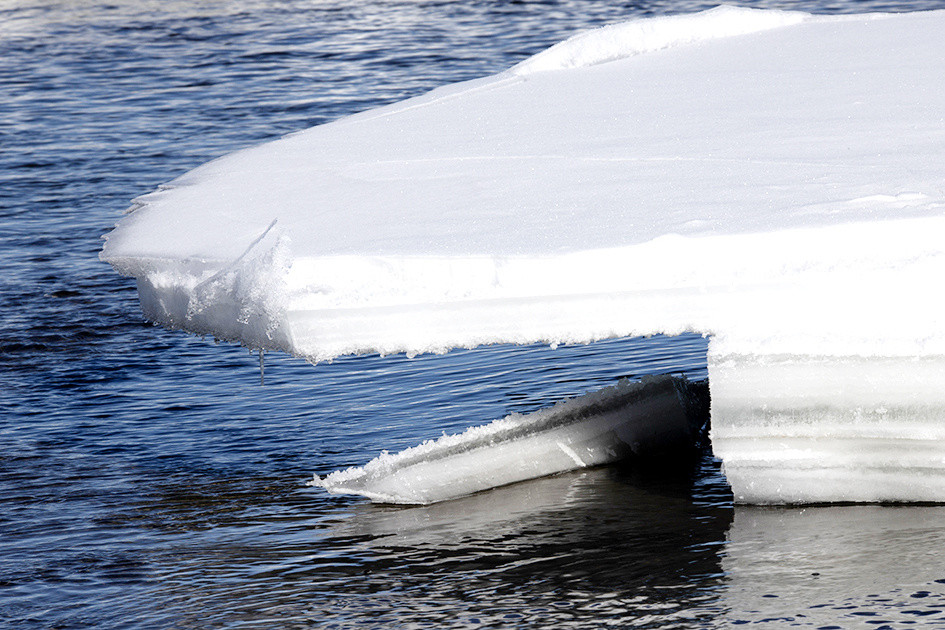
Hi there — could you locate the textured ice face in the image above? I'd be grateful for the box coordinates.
[711,355,945,504]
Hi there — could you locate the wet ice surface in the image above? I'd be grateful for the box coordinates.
[5,0,945,627]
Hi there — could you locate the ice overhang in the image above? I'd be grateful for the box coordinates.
[102,6,945,503]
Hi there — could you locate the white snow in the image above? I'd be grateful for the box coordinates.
[102,6,945,504]
[509,5,808,74]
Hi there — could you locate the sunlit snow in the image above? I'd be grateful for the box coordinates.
[102,6,945,504]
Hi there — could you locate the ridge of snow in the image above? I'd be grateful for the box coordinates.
[509,5,811,75]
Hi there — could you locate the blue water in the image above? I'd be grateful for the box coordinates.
[4,1,945,627]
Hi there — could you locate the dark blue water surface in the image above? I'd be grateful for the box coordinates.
[4,1,945,627]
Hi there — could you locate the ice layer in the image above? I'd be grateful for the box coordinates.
[102,6,945,503]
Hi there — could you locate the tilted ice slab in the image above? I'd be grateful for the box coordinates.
[102,6,945,503]
[312,376,699,504]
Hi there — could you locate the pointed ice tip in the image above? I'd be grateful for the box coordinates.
[307,474,323,488]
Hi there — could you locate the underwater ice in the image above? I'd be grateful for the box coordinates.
[102,7,945,504]
[312,376,700,504]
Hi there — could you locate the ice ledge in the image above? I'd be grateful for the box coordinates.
[114,214,945,363]
[711,355,945,504]
[312,375,705,504]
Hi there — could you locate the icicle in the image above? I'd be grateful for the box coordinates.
[259,349,265,386]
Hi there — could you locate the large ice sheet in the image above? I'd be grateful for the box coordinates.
[101,6,945,362]
[102,7,945,503]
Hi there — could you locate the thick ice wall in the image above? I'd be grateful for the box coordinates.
[711,356,945,503]
[283,217,945,361]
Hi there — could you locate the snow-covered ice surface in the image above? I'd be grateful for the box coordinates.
[103,6,945,504]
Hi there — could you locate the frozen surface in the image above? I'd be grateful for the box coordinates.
[312,376,697,504]
[102,6,945,362]
[101,7,945,503]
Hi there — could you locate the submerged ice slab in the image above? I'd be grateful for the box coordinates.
[312,376,699,504]
[102,7,945,503]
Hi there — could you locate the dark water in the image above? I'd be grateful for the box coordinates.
[4,1,945,627]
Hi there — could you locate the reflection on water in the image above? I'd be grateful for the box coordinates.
[132,453,732,628]
[723,506,945,626]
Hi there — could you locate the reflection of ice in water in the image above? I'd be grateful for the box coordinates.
[323,464,732,600]
[133,456,734,628]
[722,507,945,625]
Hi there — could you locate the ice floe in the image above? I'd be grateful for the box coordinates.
[102,7,945,503]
